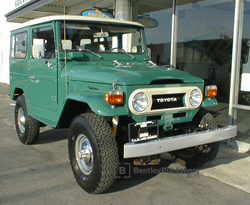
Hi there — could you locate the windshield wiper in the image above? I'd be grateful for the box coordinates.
[110,48,136,60]
[72,48,103,59]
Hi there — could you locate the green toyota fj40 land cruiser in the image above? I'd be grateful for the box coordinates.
[9,15,237,194]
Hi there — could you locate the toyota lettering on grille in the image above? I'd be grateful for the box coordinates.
[156,98,177,103]
[151,93,184,110]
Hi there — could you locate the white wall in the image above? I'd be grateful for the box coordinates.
[0,0,19,84]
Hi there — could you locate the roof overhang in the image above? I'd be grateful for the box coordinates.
[5,0,173,23]
[6,0,109,23]
[5,0,204,23]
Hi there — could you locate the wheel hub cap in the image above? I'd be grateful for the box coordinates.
[20,116,25,126]
[18,108,25,133]
[75,134,93,175]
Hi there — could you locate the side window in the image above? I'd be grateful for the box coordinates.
[32,26,55,59]
[11,32,27,59]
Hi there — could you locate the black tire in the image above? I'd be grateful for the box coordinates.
[68,113,119,194]
[14,95,40,144]
[173,108,219,169]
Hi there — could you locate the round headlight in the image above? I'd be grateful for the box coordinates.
[132,92,149,112]
[189,89,202,106]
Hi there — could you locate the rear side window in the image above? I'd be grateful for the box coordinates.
[11,32,27,59]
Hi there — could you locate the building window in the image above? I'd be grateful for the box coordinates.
[11,32,27,59]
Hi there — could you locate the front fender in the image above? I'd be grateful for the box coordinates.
[67,93,129,116]
[201,97,217,107]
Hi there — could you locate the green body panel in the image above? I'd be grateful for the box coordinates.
[66,93,129,116]
[202,97,217,107]
[65,56,203,86]
[9,18,217,128]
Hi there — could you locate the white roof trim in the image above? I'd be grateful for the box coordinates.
[11,15,144,31]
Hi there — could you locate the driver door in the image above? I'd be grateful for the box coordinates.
[28,24,58,112]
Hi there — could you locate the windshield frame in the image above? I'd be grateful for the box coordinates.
[59,21,147,56]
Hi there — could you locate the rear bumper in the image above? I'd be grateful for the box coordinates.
[124,125,237,158]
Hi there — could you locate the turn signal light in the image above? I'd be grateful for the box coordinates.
[105,90,123,104]
[205,85,217,97]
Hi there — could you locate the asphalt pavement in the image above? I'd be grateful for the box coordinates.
[0,82,250,205]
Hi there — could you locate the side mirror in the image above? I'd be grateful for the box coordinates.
[61,40,72,50]
[32,44,45,59]
[32,39,45,59]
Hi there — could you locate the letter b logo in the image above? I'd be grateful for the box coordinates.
[115,163,131,178]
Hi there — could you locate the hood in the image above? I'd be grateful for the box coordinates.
[67,62,203,85]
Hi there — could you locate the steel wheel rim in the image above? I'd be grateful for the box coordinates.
[75,134,93,175]
[17,108,26,133]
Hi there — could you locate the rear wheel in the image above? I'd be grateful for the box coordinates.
[172,108,219,169]
[14,95,40,144]
[68,113,119,194]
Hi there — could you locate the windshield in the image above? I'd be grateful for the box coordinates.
[60,22,145,54]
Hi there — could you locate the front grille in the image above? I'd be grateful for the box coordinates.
[151,93,184,110]
[129,86,201,115]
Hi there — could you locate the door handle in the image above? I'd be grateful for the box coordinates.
[29,76,35,80]
[46,60,53,69]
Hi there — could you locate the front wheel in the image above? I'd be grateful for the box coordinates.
[172,109,220,169]
[68,113,119,194]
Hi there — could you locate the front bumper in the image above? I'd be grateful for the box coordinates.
[124,125,237,158]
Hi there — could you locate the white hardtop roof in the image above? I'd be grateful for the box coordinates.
[11,15,144,31]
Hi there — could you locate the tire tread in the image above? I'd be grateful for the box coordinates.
[15,95,40,144]
[70,113,119,194]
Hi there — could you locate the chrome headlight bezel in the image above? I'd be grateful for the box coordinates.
[189,88,203,107]
[132,92,149,112]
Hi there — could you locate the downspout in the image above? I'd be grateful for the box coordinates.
[229,0,244,125]
[170,0,177,69]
